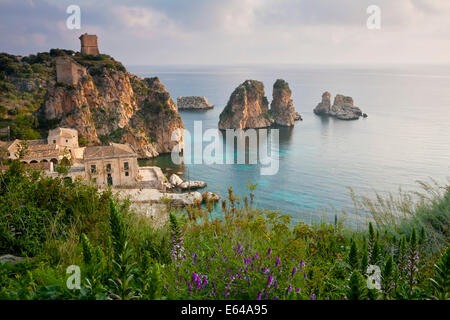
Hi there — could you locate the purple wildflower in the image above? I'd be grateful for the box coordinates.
[292,266,298,277]
[295,288,300,293]
[310,293,316,300]
[275,256,280,267]
[267,275,273,287]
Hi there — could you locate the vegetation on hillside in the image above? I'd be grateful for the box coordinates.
[0,161,448,300]
[0,50,126,141]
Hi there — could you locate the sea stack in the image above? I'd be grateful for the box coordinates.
[218,80,271,129]
[270,79,302,126]
[314,92,365,120]
[313,91,331,115]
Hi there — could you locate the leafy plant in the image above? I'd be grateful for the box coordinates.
[429,247,449,300]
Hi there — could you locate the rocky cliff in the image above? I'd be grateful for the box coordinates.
[314,92,366,120]
[270,79,301,126]
[218,80,272,130]
[0,51,184,158]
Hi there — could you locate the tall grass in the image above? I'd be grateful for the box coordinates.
[350,178,450,252]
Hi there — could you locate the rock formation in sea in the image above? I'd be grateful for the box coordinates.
[314,92,365,120]
[33,54,184,158]
[177,96,214,110]
[313,92,332,115]
[270,79,302,126]
[218,80,272,130]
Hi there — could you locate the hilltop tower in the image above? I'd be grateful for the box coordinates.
[79,33,99,55]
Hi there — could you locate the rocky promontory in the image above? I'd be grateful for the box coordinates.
[314,92,366,120]
[0,50,184,158]
[177,96,214,110]
[218,80,272,130]
[218,79,302,129]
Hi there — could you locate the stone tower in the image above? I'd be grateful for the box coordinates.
[79,33,99,55]
[55,57,86,85]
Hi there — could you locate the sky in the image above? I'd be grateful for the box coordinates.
[1,0,450,66]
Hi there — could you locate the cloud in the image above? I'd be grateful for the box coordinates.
[114,6,171,29]
[1,0,450,64]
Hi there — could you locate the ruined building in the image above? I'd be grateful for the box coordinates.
[79,33,99,55]
[55,57,86,85]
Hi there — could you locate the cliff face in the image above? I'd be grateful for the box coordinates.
[35,53,184,158]
[270,79,301,126]
[218,80,271,130]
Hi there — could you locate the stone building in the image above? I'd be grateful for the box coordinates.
[79,33,99,55]
[0,127,78,164]
[1,128,167,190]
[83,143,139,187]
[55,57,86,85]
[48,127,79,150]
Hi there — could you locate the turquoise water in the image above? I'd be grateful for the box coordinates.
[130,65,450,225]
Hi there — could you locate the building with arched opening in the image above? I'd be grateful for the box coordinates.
[1,129,75,165]
[1,127,166,190]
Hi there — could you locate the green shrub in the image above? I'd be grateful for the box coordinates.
[0,162,448,300]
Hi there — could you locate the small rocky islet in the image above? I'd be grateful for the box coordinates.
[314,91,367,120]
[218,79,302,130]
[177,96,214,110]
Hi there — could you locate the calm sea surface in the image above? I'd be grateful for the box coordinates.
[128,65,450,225]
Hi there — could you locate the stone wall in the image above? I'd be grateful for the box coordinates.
[55,57,86,85]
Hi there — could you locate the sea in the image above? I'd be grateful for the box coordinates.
[128,64,450,226]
